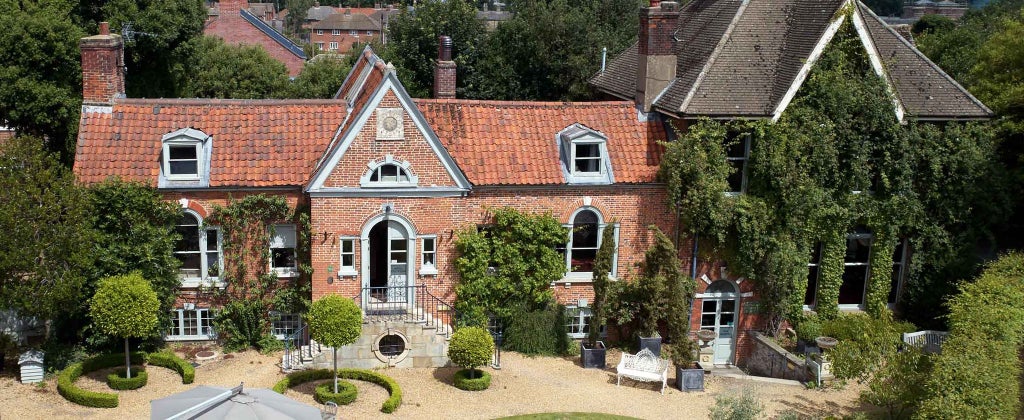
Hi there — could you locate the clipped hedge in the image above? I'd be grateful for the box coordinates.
[57,352,147,408]
[107,367,148,390]
[273,368,402,413]
[453,368,491,391]
[314,380,358,405]
[148,351,194,384]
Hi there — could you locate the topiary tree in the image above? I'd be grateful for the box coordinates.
[306,295,362,393]
[588,222,616,347]
[448,326,494,380]
[89,272,160,378]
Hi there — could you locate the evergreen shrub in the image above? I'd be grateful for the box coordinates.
[502,305,568,355]
[106,367,147,390]
[148,351,194,384]
[448,326,494,384]
[453,368,492,391]
[314,380,358,405]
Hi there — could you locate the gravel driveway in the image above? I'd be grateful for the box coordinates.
[0,349,865,419]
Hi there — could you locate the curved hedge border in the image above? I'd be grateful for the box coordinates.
[453,369,491,391]
[148,351,194,384]
[57,352,146,408]
[273,368,402,413]
[314,380,358,405]
[107,367,148,390]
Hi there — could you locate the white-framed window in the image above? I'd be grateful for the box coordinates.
[565,306,605,339]
[349,30,358,36]
[559,124,612,184]
[167,308,216,340]
[420,235,437,275]
[804,243,823,309]
[316,29,324,35]
[888,238,908,306]
[573,142,603,175]
[366,30,373,35]
[270,224,298,276]
[725,132,751,195]
[563,208,618,280]
[360,156,419,188]
[164,142,201,180]
[174,211,222,287]
[272,313,302,339]
[839,227,873,309]
[332,29,340,36]
[160,128,210,185]
[338,237,357,276]
[329,41,338,50]
[315,42,324,50]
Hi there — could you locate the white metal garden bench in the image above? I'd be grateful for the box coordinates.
[903,330,949,354]
[615,348,669,394]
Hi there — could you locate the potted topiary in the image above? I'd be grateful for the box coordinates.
[89,272,160,386]
[662,234,699,391]
[581,226,615,369]
[795,315,822,354]
[306,295,363,396]
[448,326,495,391]
[635,228,683,356]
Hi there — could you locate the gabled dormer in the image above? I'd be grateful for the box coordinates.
[559,123,614,185]
[159,127,212,188]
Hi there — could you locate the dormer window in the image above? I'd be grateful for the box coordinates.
[559,123,613,184]
[360,155,419,188]
[160,128,211,187]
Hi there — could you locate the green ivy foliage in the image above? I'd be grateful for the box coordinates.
[453,207,568,323]
[659,17,1008,331]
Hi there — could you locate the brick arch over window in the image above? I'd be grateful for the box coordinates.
[356,205,424,235]
[179,198,208,219]
[557,197,612,224]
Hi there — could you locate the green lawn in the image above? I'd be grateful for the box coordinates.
[496,413,641,420]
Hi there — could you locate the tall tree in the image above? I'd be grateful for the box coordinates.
[171,36,291,99]
[381,0,485,98]
[0,136,94,320]
[286,57,353,98]
[0,0,85,160]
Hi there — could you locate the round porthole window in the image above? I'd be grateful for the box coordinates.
[379,334,405,357]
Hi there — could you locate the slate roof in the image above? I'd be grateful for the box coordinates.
[415,99,667,186]
[591,0,991,120]
[313,12,381,31]
[74,99,346,187]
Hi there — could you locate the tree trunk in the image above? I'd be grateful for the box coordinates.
[333,347,338,394]
[124,338,131,378]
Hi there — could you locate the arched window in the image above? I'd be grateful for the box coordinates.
[562,207,618,279]
[174,212,221,284]
[360,156,419,187]
[369,164,411,183]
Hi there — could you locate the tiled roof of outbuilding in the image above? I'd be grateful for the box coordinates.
[74,99,346,187]
[415,99,667,186]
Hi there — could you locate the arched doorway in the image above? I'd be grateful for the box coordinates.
[362,217,414,304]
[700,280,739,365]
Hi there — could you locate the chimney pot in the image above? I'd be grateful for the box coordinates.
[99,21,109,35]
[438,35,453,61]
[434,36,456,99]
[661,1,678,11]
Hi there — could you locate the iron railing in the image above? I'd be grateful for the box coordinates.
[353,285,458,338]
[282,322,321,370]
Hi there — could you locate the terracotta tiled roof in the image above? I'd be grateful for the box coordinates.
[74,99,346,187]
[415,99,667,186]
[312,12,381,31]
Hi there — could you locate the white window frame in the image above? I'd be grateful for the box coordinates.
[328,41,338,50]
[332,29,341,36]
[565,305,605,339]
[366,30,373,36]
[316,29,324,35]
[338,237,357,276]
[725,132,751,196]
[166,308,216,341]
[360,156,419,188]
[562,207,618,282]
[349,30,358,36]
[315,42,324,50]
[839,229,873,311]
[175,210,223,288]
[559,124,613,184]
[271,313,302,340]
[888,238,909,308]
[270,224,298,277]
[163,141,202,181]
[803,242,823,311]
[571,141,604,176]
[420,235,437,275]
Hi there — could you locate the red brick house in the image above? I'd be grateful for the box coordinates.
[206,0,307,76]
[309,8,386,55]
[75,0,988,370]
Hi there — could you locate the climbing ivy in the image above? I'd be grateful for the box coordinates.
[659,16,1008,332]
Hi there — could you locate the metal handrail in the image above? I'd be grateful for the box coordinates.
[355,285,459,338]
[282,322,321,370]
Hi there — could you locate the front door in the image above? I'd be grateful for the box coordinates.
[700,280,739,365]
[367,220,411,303]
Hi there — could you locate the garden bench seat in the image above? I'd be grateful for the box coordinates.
[615,348,669,394]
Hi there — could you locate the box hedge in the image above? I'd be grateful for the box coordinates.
[314,380,358,405]
[57,352,145,408]
[273,368,402,413]
[453,368,491,391]
[148,351,194,384]
[107,367,147,390]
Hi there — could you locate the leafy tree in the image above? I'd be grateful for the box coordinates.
[0,0,85,160]
[588,222,615,347]
[466,0,641,101]
[911,14,955,37]
[859,347,933,420]
[380,0,485,98]
[286,57,353,98]
[448,326,494,380]
[453,207,568,324]
[0,136,94,320]
[861,0,904,17]
[171,36,291,99]
[306,295,362,393]
[89,273,160,378]
[284,0,317,39]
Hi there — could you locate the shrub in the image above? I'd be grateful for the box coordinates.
[709,387,764,420]
[314,380,358,405]
[80,352,146,372]
[795,315,822,343]
[860,347,931,419]
[822,314,916,380]
[58,363,118,408]
[107,367,147,390]
[453,368,491,391]
[89,273,160,379]
[448,326,494,380]
[216,300,272,353]
[306,295,363,394]
[503,305,568,355]
[148,351,194,384]
[273,368,402,413]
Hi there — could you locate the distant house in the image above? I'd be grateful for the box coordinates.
[902,0,969,20]
[310,8,399,55]
[205,0,307,76]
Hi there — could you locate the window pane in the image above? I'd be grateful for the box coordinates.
[576,144,600,158]
[272,248,296,269]
[381,165,398,182]
[805,266,819,306]
[839,266,868,305]
[845,236,872,263]
[721,300,736,313]
[702,300,716,312]
[726,134,749,158]
[701,314,715,327]
[888,269,901,304]
[720,313,734,326]
[169,146,197,160]
[719,326,733,338]
[423,238,435,252]
[423,252,435,266]
[206,252,219,276]
[170,160,198,175]
[570,248,596,272]
[176,220,200,252]
[727,160,744,192]
[572,213,598,248]
[206,229,218,250]
[184,311,198,336]
[390,239,407,251]
[342,240,353,253]
[178,253,201,277]
[341,254,354,267]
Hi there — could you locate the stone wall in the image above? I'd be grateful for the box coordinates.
[314,320,450,369]
[745,332,807,382]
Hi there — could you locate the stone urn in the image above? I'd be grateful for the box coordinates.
[696,329,717,345]
[815,336,838,350]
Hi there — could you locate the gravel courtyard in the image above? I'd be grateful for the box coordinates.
[0,349,866,419]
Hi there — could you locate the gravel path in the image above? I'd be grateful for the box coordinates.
[0,349,866,419]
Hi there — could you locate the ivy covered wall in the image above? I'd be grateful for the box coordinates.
[660,18,1009,332]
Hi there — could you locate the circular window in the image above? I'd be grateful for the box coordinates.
[378,334,406,357]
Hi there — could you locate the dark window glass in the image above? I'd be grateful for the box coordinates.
[805,244,822,306]
[570,210,599,272]
[272,248,296,269]
[169,146,197,160]
[725,133,750,193]
[574,144,602,173]
[378,335,405,356]
[889,239,907,304]
[839,265,869,305]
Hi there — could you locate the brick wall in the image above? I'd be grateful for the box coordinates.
[80,26,125,105]
[637,3,679,56]
[433,61,456,99]
[310,29,381,54]
[205,13,305,76]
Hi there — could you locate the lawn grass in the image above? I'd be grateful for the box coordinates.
[496,413,641,420]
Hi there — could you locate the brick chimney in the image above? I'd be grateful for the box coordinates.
[636,1,679,112]
[433,36,456,99]
[80,22,125,105]
[219,0,247,14]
